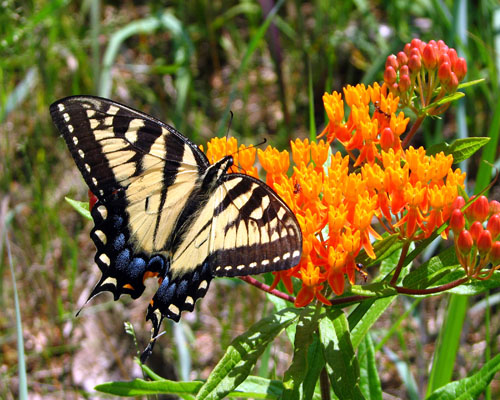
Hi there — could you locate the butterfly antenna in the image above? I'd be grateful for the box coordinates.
[231,137,267,174]
[226,110,234,140]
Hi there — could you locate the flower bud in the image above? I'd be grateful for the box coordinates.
[470,221,484,243]
[454,57,467,81]
[439,53,450,66]
[380,127,394,151]
[408,54,421,73]
[410,38,424,52]
[404,43,411,56]
[472,195,490,222]
[450,209,465,234]
[438,62,452,84]
[447,48,458,67]
[399,74,411,92]
[423,43,438,69]
[437,40,448,52]
[452,196,465,210]
[477,229,492,257]
[490,241,500,264]
[384,66,397,85]
[386,54,399,70]
[490,200,500,216]
[397,51,408,66]
[457,230,473,255]
[487,214,500,240]
[446,72,459,91]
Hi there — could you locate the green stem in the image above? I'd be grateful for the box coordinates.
[394,277,469,295]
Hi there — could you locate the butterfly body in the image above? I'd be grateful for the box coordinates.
[50,96,302,344]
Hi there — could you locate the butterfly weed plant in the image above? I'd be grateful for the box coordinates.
[84,39,500,399]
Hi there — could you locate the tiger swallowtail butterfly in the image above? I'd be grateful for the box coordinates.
[50,96,302,358]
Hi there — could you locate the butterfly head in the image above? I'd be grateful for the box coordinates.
[201,155,233,191]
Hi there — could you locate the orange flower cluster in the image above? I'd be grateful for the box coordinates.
[203,81,465,307]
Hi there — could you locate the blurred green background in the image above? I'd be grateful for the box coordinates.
[2,0,500,398]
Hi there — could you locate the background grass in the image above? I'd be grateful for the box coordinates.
[1,0,500,398]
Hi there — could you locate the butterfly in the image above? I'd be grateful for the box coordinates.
[49,96,302,356]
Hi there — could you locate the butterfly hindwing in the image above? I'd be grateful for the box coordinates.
[50,95,303,350]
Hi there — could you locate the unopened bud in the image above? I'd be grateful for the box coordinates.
[380,127,395,151]
[487,214,500,240]
[470,221,484,243]
[384,66,397,85]
[477,229,492,257]
[472,195,490,222]
[450,209,465,234]
[457,230,473,255]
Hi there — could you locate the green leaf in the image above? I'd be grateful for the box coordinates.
[348,245,401,350]
[402,246,460,290]
[426,137,490,163]
[95,378,202,396]
[319,309,365,400]
[426,353,500,400]
[282,305,322,399]
[302,334,325,400]
[358,334,382,400]
[230,376,284,399]
[356,234,400,268]
[422,91,465,111]
[195,307,301,400]
[456,78,485,90]
[64,197,91,220]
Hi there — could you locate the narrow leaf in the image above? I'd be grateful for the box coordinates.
[95,378,202,396]
[319,309,365,400]
[426,353,500,400]
[195,307,301,400]
[302,334,325,400]
[282,305,322,399]
[358,334,383,400]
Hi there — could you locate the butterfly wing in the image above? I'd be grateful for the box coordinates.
[146,172,302,330]
[50,96,208,300]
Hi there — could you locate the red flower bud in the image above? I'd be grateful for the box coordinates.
[404,43,411,56]
[386,54,399,70]
[447,48,458,66]
[397,51,408,66]
[438,62,452,83]
[423,43,438,69]
[88,189,98,211]
[400,65,409,76]
[410,38,424,52]
[439,53,450,67]
[408,54,421,73]
[384,66,397,85]
[380,127,395,151]
[477,229,492,257]
[490,241,500,264]
[452,196,466,210]
[490,200,500,216]
[487,214,500,240]
[470,221,484,243]
[437,40,448,52]
[457,230,473,255]
[450,209,465,234]
[446,72,459,91]
[472,195,490,222]
[399,74,411,92]
[454,57,467,81]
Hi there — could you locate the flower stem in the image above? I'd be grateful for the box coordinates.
[320,367,332,400]
[389,241,410,286]
[394,277,469,294]
[402,114,425,148]
[239,276,296,303]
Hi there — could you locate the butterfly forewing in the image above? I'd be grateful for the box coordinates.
[50,95,303,347]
